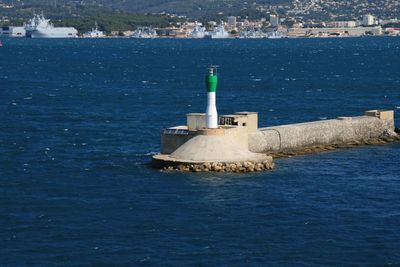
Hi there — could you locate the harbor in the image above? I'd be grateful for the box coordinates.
[1,34,400,266]
[2,0,400,265]
[1,13,400,38]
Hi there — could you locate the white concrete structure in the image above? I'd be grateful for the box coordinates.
[160,110,396,156]
[249,110,395,153]
[287,26,382,37]
[11,27,26,37]
[153,112,272,170]
[327,21,357,28]
[153,109,397,172]
[169,129,267,163]
[206,92,218,128]
[0,26,26,37]
[363,14,376,26]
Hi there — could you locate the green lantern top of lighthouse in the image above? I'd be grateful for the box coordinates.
[205,66,218,93]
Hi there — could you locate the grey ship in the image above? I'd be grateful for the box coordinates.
[25,15,78,38]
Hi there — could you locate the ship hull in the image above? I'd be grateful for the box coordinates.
[28,28,78,38]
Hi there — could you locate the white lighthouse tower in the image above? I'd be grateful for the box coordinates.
[205,66,219,128]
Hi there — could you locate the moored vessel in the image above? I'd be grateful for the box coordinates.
[83,23,105,38]
[267,30,285,39]
[190,22,207,38]
[25,14,78,38]
[210,24,230,39]
[131,27,157,38]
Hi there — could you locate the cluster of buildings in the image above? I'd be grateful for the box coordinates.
[109,15,288,39]
[287,14,400,37]
[1,13,400,39]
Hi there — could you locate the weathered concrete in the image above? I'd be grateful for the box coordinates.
[161,128,193,154]
[153,126,271,172]
[249,115,394,153]
[153,109,398,172]
[170,134,266,162]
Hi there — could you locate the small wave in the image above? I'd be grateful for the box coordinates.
[145,151,158,156]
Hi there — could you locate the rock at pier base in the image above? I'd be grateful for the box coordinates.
[152,155,274,173]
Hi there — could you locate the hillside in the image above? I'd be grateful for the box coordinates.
[0,0,399,22]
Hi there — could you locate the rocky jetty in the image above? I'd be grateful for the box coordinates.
[161,158,274,173]
[156,131,399,172]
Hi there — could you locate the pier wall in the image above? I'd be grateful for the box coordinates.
[249,113,394,153]
[155,109,397,171]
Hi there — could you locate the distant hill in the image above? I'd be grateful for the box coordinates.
[1,0,399,22]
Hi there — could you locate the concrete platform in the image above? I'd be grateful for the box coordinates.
[152,110,398,172]
[152,130,273,172]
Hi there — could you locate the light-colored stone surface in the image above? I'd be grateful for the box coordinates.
[154,110,397,172]
[249,115,394,153]
[170,133,268,162]
[235,112,258,133]
[196,128,225,135]
[379,110,394,121]
[187,113,206,131]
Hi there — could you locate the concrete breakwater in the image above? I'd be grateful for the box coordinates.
[152,109,398,172]
[249,110,397,154]
[152,68,398,172]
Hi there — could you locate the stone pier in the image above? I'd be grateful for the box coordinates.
[152,110,398,172]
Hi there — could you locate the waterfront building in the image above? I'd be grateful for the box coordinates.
[327,21,357,28]
[0,26,26,37]
[287,26,382,37]
[270,14,279,27]
[363,14,376,26]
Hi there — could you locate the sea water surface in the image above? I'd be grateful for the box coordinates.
[0,37,400,266]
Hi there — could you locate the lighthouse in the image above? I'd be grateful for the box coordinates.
[205,66,219,128]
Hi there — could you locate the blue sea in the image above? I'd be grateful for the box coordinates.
[1,37,400,266]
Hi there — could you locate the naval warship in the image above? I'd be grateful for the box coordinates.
[25,14,78,38]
